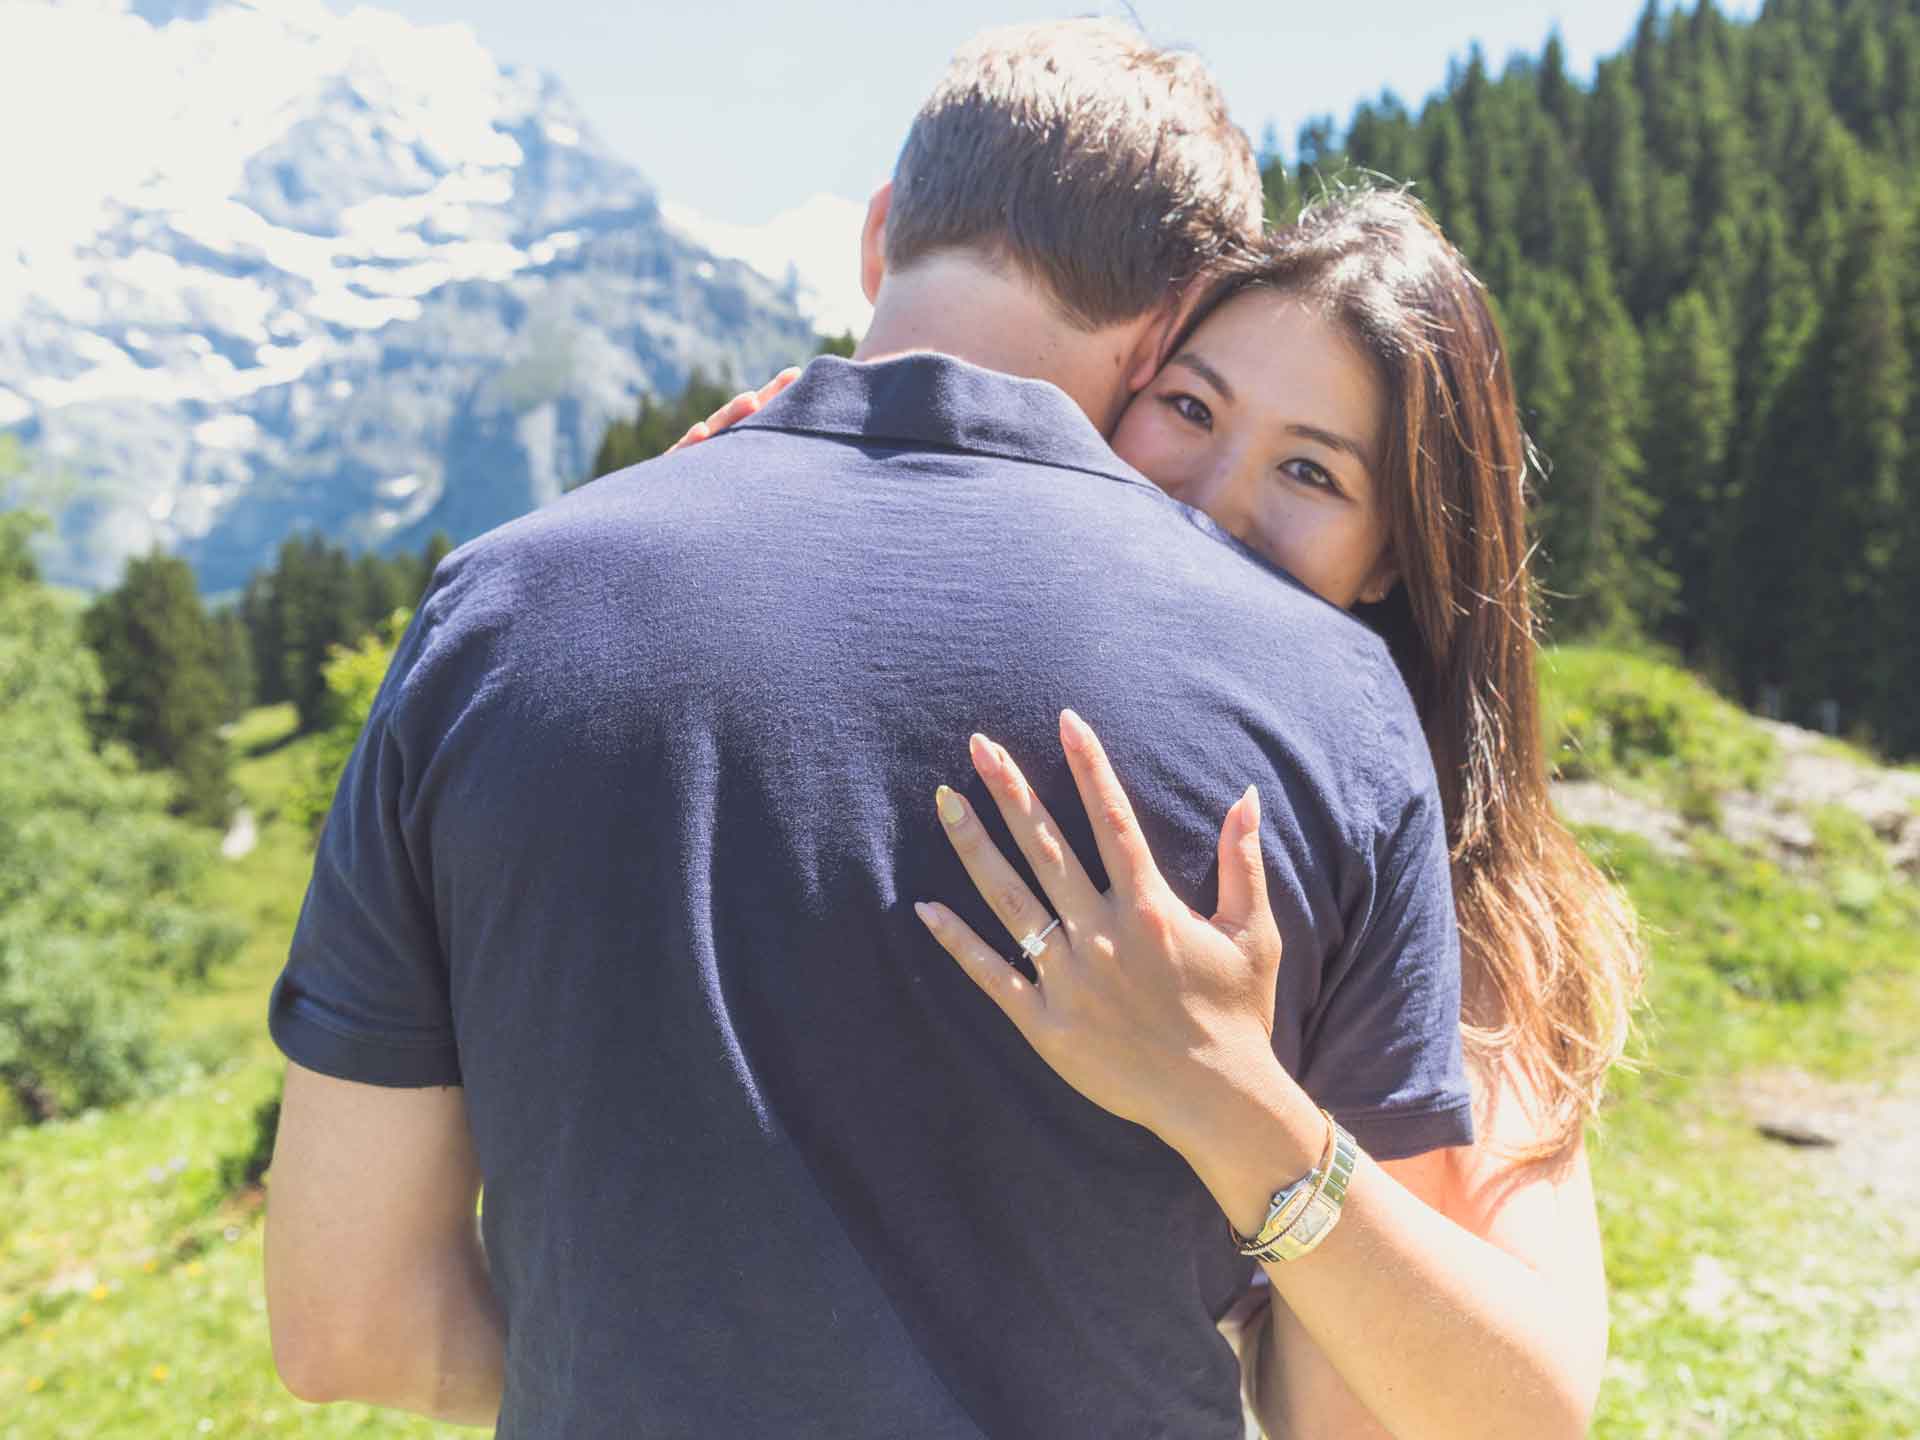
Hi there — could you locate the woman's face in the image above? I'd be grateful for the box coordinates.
[1111,289,1397,610]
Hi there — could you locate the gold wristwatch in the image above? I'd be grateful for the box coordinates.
[1229,1110,1360,1264]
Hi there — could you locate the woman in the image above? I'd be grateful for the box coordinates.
[683,188,1643,1440]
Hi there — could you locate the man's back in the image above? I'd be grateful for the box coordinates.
[270,355,1469,1438]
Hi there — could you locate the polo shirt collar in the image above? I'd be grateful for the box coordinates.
[729,353,1154,491]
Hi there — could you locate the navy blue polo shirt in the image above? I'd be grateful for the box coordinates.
[270,353,1472,1439]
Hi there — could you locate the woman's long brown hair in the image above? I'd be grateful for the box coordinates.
[1175,187,1644,1158]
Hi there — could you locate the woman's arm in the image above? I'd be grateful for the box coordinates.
[915,713,1606,1440]
[1239,1074,1608,1439]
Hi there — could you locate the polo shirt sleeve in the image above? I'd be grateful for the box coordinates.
[268,600,461,1088]
[1294,688,1475,1162]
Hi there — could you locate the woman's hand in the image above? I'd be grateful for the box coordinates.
[914,709,1286,1147]
[667,367,802,452]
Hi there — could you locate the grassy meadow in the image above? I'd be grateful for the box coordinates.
[4,654,1918,1437]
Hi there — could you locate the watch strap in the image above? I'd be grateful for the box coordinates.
[1233,1116,1359,1264]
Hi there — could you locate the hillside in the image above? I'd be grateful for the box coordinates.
[1541,648,1920,1436]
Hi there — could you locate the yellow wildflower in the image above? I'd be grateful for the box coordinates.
[17,1311,32,1327]
[151,1363,170,1382]
[142,1259,157,1274]
[26,1376,45,1393]
[89,1283,109,1301]
[185,1261,205,1277]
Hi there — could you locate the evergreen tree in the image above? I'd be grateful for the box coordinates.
[1418,105,1482,262]
[1724,209,1821,700]
[577,370,736,489]
[269,534,360,733]
[1538,29,1581,136]
[1888,11,1920,161]
[1511,241,1668,639]
[1261,152,1298,227]
[1344,96,1421,190]
[1641,290,1736,660]
[1835,2,1893,147]
[1584,61,1652,307]
[209,606,254,720]
[1461,51,1524,285]
[239,568,282,706]
[1794,179,1911,732]
[352,548,410,634]
[81,551,234,825]
[1891,206,1920,753]
[420,529,454,588]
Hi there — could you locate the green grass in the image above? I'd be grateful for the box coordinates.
[0,1057,466,1438]
[7,665,1920,1437]
[2,703,462,1437]
[1590,830,1920,1437]
[1551,645,1920,1438]
[1594,1086,1920,1439]
[167,706,321,1063]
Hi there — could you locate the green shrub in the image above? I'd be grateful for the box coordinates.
[1541,646,1777,803]
[0,513,244,1123]
[295,609,411,835]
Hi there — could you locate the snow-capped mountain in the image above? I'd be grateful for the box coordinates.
[662,194,872,341]
[0,0,820,592]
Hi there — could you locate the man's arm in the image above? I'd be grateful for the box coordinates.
[265,1061,505,1427]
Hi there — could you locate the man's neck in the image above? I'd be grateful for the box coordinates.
[853,255,1147,437]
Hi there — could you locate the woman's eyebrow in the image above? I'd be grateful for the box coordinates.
[1289,423,1374,471]
[1166,352,1234,403]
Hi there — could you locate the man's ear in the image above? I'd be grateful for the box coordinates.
[1123,288,1197,395]
[860,181,893,305]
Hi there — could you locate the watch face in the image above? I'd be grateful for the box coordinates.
[1293,1204,1332,1246]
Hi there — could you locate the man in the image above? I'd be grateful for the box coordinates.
[264,20,1472,1438]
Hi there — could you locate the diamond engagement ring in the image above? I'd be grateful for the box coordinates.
[1018,918,1061,961]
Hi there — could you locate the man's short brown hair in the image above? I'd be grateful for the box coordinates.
[886,19,1263,330]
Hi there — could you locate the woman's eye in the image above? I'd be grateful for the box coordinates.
[1282,458,1341,495]
[1164,393,1212,429]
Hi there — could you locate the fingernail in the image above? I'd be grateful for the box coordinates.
[936,785,966,826]
[1242,784,1260,825]
[1060,709,1088,748]
[969,733,994,770]
[913,901,939,927]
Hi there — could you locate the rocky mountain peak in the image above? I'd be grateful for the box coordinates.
[0,0,816,592]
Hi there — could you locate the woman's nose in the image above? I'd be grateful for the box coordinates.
[1182,465,1251,536]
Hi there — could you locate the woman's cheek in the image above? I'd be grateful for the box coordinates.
[1250,499,1337,601]
[1109,404,1157,472]
[1113,405,1194,497]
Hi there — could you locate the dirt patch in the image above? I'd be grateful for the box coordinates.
[1555,719,1920,878]
[1730,1067,1920,1236]
[1724,1065,1920,1392]
[1552,780,1690,857]
[1727,722,1920,876]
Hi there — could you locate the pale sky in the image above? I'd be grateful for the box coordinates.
[333,1,1762,228]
